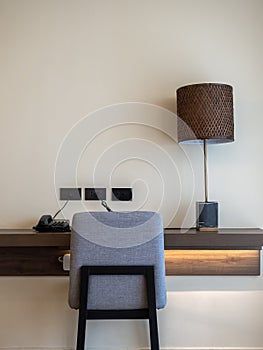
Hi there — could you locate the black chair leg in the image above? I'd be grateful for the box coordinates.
[149,307,160,350]
[146,267,160,350]
[76,309,87,350]
[76,267,90,350]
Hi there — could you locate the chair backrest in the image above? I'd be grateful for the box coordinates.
[68,211,166,310]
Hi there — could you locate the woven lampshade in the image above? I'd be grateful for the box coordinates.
[177,83,234,144]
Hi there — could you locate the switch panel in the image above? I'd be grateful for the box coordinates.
[85,188,106,200]
[112,188,132,201]
[60,188,82,200]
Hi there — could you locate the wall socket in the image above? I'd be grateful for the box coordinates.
[85,188,106,200]
[112,188,132,201]
[60,188,82,200]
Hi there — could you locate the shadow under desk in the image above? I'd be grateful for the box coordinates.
[0,228,263,276]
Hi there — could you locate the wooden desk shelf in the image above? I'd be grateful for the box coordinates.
[164,228,263,275]
[165,249,260,276]
[0,229,70,276]
[0,228,262,276]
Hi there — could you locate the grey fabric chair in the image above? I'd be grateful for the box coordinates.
[69,211,166,350]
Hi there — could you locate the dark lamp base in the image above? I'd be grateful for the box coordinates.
[196,201,218,231]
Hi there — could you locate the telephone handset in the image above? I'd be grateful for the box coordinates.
[33,214,71,232]
[33,199,112,232]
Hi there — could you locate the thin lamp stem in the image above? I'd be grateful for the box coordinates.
[203,139,208,202]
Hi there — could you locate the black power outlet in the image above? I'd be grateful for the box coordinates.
[85,188,106,200]
[60,188,82,200]
[112,188,132,201]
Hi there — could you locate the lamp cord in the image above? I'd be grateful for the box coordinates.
[203,139,208,202]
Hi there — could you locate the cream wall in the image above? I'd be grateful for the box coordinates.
[0,0,263,349]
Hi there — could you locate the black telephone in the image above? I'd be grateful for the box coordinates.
[33,215,71,232]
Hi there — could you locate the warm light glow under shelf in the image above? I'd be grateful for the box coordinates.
[165,250,260,276]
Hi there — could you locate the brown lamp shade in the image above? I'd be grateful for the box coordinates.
[177,83,234,144]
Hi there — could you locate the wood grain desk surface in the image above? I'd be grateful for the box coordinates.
[0,228,263,276]
[1,228,263,249]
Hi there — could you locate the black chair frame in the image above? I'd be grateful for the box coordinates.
[77,265,160,350]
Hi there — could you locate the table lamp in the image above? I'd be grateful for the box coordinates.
[176,83,234,231]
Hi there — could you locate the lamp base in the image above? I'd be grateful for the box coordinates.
[196,201,218,231]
